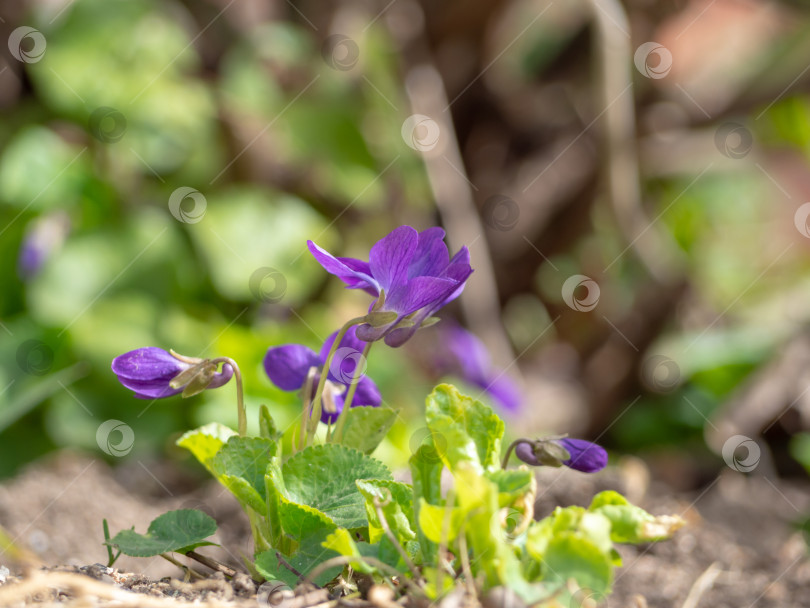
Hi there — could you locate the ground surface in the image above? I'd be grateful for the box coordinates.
[0,451,808,607]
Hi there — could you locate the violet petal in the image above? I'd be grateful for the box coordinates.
[263,344,321,391]
[368,225,418,292]
[559,438,608,473]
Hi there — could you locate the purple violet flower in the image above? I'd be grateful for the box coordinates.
[17,212,70,280]
[515,438,607,473]
[263,325,381,424]
[307,226,473,347]
[435,324,522,412]
[112,347,233,400]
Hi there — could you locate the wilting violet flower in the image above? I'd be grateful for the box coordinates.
[515,437,607,473]
[112,347,233,400]
[263,325,381,424]
[307,226,473,347]
[434,324,521,412]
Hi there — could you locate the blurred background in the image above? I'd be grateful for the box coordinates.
[2,0,810,498]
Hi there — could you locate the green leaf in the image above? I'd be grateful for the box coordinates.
[409,441,443,563]
[108,510,217,557]
[356,479,415,544]
[417,499,464,543]
[211,436,277,492]
[193,434,277,516]
[588,491,684,543]
[256,501,340,587]
[425,384,504,474]
[259,405,283,441]
[527,505,613,561]
[281,444,391,529]
[486,469,534,506]
[452,465,536,597]
[322,529,375,574]
[176,423,237,474]
[337,406,398,454]
[541,532,613,594]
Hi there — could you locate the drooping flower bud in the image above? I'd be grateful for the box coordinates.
[514,437,607,473]
[112,347,232,400]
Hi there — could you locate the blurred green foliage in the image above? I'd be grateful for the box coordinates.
[0,0,434,478]
[3,0,810,483]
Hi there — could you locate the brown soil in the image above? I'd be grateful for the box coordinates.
[0,451,807,607]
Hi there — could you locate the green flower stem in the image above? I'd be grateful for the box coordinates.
[247,508,271,554]
[331,340,373,443]
[501,438,532,469]
[306,316,366,446]
[298,368,317,452]
[211,357,246,437]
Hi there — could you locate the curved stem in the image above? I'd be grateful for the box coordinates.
[306,316,366,446]
[331,340,373,443]
[211,357,246,437]
[501,438,533,469]
[299,367,317,452]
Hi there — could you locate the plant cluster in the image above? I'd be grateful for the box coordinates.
[105,226,683,606]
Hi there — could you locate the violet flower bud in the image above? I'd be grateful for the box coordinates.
[111,347,232,399]
[515,437,607,473]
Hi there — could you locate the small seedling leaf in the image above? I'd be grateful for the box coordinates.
[425,384,504,474]
[338,406,398,454]
[107,509,217,557]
